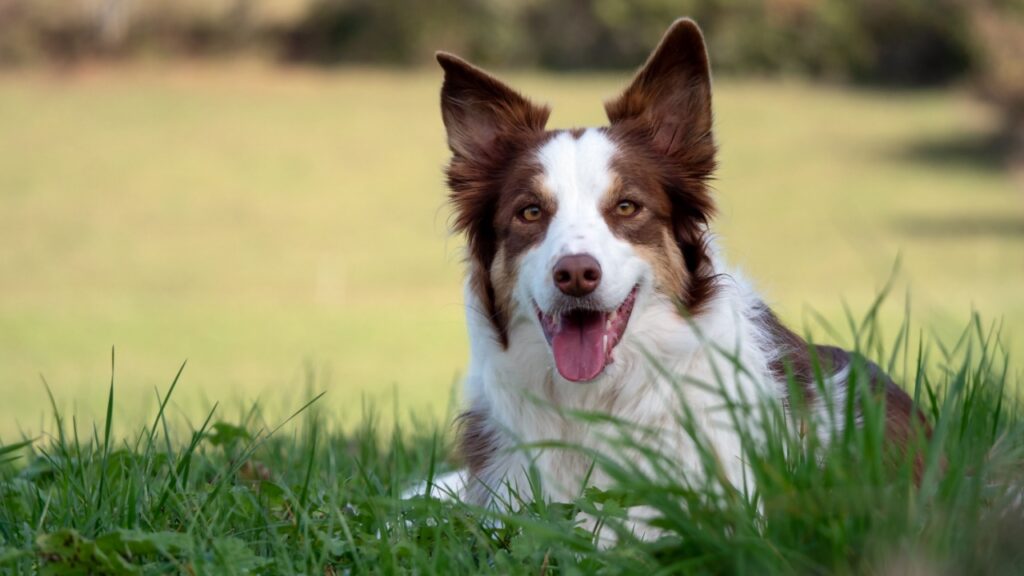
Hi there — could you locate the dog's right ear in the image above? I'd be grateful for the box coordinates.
[436,52,550,159]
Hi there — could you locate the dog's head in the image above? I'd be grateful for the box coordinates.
[439,19,718,383]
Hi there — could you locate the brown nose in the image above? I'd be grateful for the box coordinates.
[553,254,602,297]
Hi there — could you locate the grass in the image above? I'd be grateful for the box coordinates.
[0,63,1022,436]
[0,299,1021,574]
[1,63,1022,570]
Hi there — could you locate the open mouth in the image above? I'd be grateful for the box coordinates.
[536,285,639,383]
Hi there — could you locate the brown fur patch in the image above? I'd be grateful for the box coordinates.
[603,19,719,314]
[493,174,558,267]
[485,165,559,337]
[755,305,931,479]
[438,53,553,347]
[603,127,717,313]
[600,175,687,297]
[757,306,841,405]
[854,358,931,479]
[456,406,497,480]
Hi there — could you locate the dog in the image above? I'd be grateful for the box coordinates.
[424,19,925,531]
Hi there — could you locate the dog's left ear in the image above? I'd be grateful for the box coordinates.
[436,52,550,160]
[605,18,713,157]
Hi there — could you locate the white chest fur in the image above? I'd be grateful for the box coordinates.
[461,271,780,507]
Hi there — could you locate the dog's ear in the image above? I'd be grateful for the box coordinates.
[437,52,550,159]
[605,19,712,157]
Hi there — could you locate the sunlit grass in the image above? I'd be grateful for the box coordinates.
[0,64,1021,436]
[0,304,1020,574]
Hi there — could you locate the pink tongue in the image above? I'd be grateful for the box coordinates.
[551,310,608,382]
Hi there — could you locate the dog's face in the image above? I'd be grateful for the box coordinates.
[439,19,718,383]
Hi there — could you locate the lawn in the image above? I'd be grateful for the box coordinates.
[0,306,1021,573]
[0,64,1022,438]
[0,63,1022,574]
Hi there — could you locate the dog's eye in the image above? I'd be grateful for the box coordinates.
[519,205,543,222]
[615,200,639,217]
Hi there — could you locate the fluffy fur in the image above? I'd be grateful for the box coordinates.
[424,19,925,534]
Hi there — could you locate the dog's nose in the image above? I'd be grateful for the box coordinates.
[553,254,602,297]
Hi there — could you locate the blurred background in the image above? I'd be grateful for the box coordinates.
[1,0,1022,437]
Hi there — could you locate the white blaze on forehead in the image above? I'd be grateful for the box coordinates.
[521,128,647,314]
[536,130,617,224]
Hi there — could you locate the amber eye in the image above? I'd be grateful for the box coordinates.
[520,205,543,222]
[615,200,639,217]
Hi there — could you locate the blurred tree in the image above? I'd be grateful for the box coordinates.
[282,0,528,66]
[970,0,1024,165]
[0,0,1003,94]
[853,0,972,85]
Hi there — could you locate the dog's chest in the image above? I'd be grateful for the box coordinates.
[465,281,778,503]
[485,346,755,500]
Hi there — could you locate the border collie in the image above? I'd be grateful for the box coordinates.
[425,19,924,529]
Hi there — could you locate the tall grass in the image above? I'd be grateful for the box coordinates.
[0,300,1021,574]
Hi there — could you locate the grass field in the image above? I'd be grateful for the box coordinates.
[1,64,1022,439]
[0,308,1021,573]
[0,63,1022,574]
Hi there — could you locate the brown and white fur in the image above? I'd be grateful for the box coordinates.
[422,19,925,530]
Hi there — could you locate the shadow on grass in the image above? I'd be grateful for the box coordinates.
[897,131,1009,173]
[892,214,1024,239]
[892,129,1024,239]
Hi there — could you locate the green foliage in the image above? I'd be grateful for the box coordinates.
[970,0,1024,158]
[283,0,525,66]
[0,0,995,86]
[285,0,976,84]
[0,302,1021,574]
